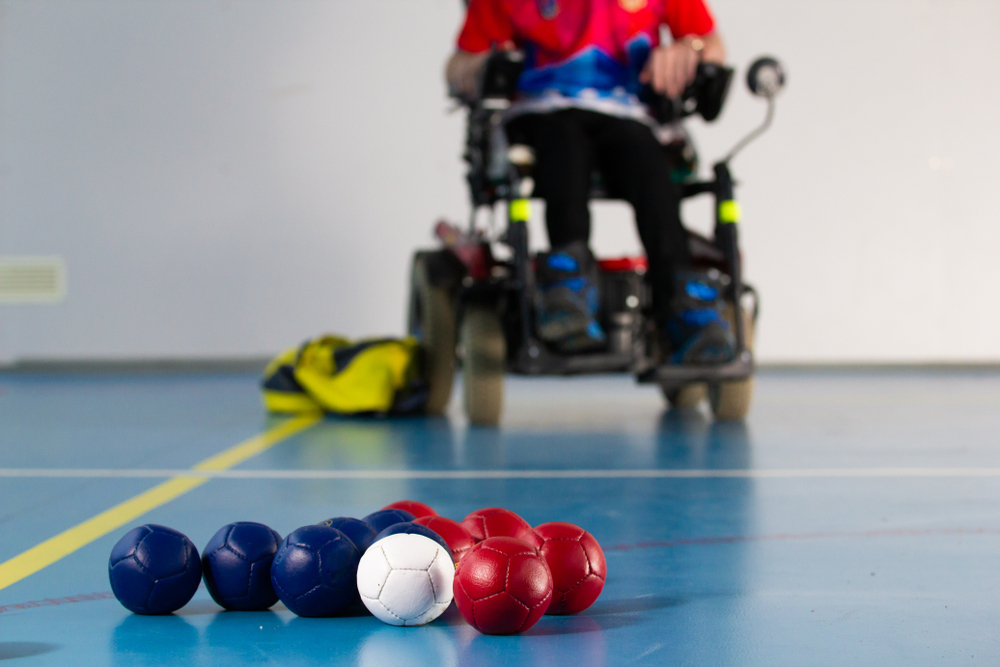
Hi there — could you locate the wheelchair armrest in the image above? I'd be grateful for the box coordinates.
[473,50,525,108]
[642,62,734,124]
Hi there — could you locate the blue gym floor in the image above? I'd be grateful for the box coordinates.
[1,369,998,665]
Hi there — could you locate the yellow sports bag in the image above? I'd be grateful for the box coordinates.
[261,336,428,415]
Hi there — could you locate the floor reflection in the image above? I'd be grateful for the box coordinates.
[111,614,199,667]
[261,414,459,472]
[656,407,753,469]
[201,610,286,662]
[357,625,458,667]
[648,407,755,665]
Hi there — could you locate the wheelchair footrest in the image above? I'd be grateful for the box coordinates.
[638,352,754,386]
[511,347,633,376]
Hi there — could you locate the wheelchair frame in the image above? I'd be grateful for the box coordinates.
[408,53,784,424]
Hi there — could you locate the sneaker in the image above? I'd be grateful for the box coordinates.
[558,320,608,353]
[535,243,606,352]
[663,271,736,364]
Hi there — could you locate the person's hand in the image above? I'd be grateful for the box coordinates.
[639,40,700,98]
[446,51,492,100]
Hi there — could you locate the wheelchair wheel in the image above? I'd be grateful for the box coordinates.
[663,383,707,409]
[460,305,505,427]
[709,302,755,421]
[408,252,456,415]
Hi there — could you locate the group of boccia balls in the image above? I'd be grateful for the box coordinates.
[108,500,606,635]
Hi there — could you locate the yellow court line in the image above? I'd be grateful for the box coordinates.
[0,414,321,593]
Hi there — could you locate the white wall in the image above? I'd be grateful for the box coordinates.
[1,0,998,364]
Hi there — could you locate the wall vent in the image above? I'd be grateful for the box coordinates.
[0,257,66,303]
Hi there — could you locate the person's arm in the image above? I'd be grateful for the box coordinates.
[445,0,514,100]
[640,0,725,98]
[640,31,725,98]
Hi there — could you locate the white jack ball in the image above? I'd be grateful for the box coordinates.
[356,533,455,626]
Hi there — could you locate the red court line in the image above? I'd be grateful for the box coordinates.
[0,591,114,614]
[607,527,1000,552]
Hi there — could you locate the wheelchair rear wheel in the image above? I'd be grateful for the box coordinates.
[708,303,755,421]
[461,306,505,427]
[408,252,456,415]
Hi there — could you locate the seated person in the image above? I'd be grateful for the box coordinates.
[446,0,735,363]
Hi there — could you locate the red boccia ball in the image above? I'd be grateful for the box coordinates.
[412,516,476,564]
[382,500,438,519]
[534,522,606,615]
[460,507,542,550]
[453,537,553,635]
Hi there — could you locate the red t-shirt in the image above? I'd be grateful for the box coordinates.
[455,0,715,108]
[458,0,715,57]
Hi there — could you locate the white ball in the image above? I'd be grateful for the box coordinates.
[357,533,455,626]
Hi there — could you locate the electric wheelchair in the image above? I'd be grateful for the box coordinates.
[407,52,786,426]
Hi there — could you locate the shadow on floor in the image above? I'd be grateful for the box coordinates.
[522,596,688,636]
[585,595,686,615]
[0,642,59,661]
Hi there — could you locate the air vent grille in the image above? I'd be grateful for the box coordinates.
[0,257,66,302]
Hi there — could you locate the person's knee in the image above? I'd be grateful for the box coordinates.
[600,123,673,190]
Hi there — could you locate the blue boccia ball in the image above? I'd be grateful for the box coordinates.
[109,524,202,615]
[373,522,452,559]
[319,517,378,554]
[270,525,361,617]
[202,522,282,611]
[361,509,416,533]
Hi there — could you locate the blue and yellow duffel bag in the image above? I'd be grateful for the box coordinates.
[261,336,428,416]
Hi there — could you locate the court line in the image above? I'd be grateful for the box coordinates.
[0,415,320,593]
[607,527,1000,551]
[0,592,114,614]
[2,467,1000,480]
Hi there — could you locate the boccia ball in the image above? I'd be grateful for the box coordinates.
[201,521,282,611]
[534,522,606,614]
[453,537,552,635]
[357,533,454,626]
[382,500,437,519]
[109,524,202,615]
[320,517,379,553]
[270,525,361,617]
[460,507,542,549]
[362,508,416,533]
[373,522,452,559]
[413,516,475,564]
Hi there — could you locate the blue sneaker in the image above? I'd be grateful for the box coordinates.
[535,243,606,352]
[664,271,736,364]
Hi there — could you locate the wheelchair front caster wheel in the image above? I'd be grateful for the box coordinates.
[662,383,707,409]
[709,302,755,421]
[461,306,505,427]
[708,378,753,420]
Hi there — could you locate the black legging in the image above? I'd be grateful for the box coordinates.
[507,109,690,318]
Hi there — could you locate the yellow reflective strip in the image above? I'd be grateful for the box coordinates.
[719,200,742,224]
[509,199,530,222]
[0,414,321,592]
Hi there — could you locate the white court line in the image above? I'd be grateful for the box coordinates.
[2,468,1000,479]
